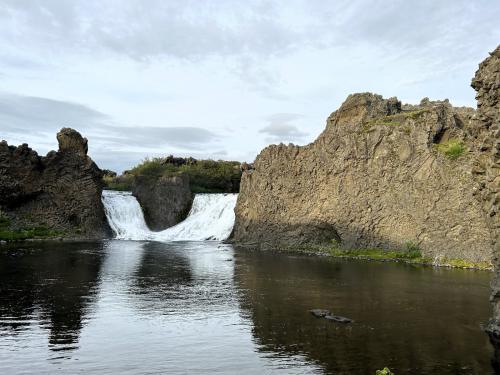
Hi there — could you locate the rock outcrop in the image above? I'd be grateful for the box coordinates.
[0,128,111,238]
[233,51,499,264]
[132,174,192,231]
[472,46,500,344]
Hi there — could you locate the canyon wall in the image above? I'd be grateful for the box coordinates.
[0,128,111,238]
[233,48,500,265]
[472,46,500,342]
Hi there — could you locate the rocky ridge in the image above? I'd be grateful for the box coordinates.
[233,47,499,266]
[0,128,110,239]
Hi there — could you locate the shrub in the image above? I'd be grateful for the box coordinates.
[376,368,394,375]
[436,139,466,159]
[120,156,242,193]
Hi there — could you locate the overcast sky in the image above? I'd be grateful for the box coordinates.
[1,0,499,172]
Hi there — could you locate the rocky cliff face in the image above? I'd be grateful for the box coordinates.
[132,174,192,231]
[472,46,500,343]
[0,128,110,238]
[233,52,499,264]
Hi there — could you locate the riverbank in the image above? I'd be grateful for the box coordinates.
[233,243,493,271]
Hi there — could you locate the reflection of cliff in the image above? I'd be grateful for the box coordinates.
[0,242,104,350]
[234,250,492,374]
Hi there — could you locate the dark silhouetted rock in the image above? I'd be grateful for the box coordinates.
[132,174,192,231]
[0,128,111,238]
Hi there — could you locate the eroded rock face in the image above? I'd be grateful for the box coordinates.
[472,46,500,341]
[0,128,110,238]
[132,174,192,231]
[233,92,493,261]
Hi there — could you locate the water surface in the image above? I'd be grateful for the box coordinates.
[0,241,493,374]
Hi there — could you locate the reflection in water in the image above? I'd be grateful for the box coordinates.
[0,241,495,374]
[0,242,104,352]
[233,249,494,374]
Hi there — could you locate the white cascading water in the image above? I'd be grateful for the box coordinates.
[101,190,238,241]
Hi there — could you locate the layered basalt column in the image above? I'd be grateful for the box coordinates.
[472,46,500,342]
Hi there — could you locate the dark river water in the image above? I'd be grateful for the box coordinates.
[0,240,494,374]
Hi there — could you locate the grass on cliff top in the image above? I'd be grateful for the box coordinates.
[123,157,242,193]
[363,109,429,129]
[435,139,466,159]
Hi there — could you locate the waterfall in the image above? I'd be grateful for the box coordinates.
[101,190,238,241]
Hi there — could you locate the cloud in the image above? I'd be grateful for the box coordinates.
[0,0,300,61]
[105,125,217,148]
[259,113,308,143]
[0,92,221,170]
[0,93,107,135]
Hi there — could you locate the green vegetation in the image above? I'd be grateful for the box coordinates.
[439,258,492,270]
[0,217,63,241]
[103,174,134,191]
[364,109,429,130]
[328,247,424,261]
[376,368,394,375]
[105,156,242,193]
[436,139,466,159]
[325,247,491,270]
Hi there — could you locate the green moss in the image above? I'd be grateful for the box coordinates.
[364,109,429,130]
[376,368,394,375]
[439,258,492,270]
[329,247,423,261]
[0,226,64,242]
[436,139,466,159]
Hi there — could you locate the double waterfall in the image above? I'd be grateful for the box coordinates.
[102,190,238,241]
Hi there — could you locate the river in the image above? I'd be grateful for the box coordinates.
[0,240,493,374]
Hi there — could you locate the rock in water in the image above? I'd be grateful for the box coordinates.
[0,128,111,238]
[132,174,192,231]
[309,309,331,318]
[309,309,353,323]
[324,314,353,324]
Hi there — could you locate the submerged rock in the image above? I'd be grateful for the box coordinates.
[309,309,330,318]
[309,309,353,323]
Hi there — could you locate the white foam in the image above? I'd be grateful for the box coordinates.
[102,190,237,241]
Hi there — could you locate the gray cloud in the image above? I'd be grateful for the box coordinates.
[0,0,299,61]
[105,126,217,148]
[1,1,497,64]
[0,92,221,170]
[0,93,107,135]
[259,113,308,142]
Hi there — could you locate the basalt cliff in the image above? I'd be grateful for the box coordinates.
[233,46,499,267]
[0,128,111,239]
[472,47,500,343]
